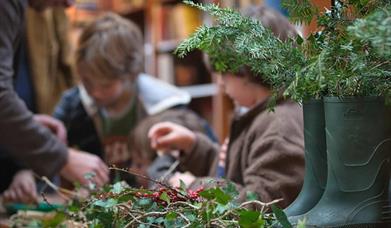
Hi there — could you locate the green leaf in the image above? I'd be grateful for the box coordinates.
[180,180,187,191]
[42,212,66,227]
[239,210,263,227]
[223,181,239,198]
[246,191,258,201]
[178,180,188,195]
[159,191,171,204]
[93,199,118,208]
[199,189,215,200]
[137,198,152,207]
[214,187,231,205]
[165,211,177,221]
[271,204,292,228]
[111,182,123,194]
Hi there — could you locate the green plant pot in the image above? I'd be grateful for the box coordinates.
[284,99,327,217]
[291,96,391,227]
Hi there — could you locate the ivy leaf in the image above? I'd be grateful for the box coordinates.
[112,182,123,194]
[165,212,177,221]
[42,212,66,227]
[239,210,263,228]
[93,199,118,208]
[199,189,215,200]
[214,203,231,215]
[214,188,231,205]
[223,182,239,198]
[271,204,292,228]
[179,180,188,195]
[159,191,171,204]
[137,198,152,207]
[246,191,258,201]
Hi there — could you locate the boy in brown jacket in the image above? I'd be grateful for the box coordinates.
[148,5,305,208]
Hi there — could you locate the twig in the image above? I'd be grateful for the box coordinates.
[109,166,193,201]
[125,211,168,228]
[39,176,78,200]
[168,200,201,210]
[125,212,161,228]
[239,198,283,213]
[159,160,180,182]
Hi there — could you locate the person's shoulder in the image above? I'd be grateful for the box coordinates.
[251,100,302,132]
[61,86,81,100]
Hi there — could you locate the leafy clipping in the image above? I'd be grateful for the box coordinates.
[178,0,391,103]
[284,1,391,102]
[176,0,306,94]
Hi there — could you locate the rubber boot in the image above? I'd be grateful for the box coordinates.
[284,99,327,217]
[290,97,391,227]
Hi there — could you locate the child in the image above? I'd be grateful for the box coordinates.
[148,5,305,208]
[128,109,209,188]
[53,13,216,186]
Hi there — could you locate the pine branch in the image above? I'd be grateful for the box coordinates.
[176,0,306,92]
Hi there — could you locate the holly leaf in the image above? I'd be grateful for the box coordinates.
[271,204,292,228]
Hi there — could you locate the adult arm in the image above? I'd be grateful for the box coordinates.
[0,1,68,177]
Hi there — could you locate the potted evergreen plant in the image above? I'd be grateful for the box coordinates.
[283,1,391,227]
[176,0,391,227]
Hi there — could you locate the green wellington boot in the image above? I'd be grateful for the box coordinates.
[284,99,327,217]
[290,97,391,227]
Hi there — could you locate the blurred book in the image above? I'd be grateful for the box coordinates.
[157,3,202,42]
[157,53,175,84]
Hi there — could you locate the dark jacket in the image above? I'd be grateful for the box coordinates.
[0,0,68,177]
[181,99,305,208]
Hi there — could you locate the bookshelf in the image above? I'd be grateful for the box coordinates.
[147,0,221,133]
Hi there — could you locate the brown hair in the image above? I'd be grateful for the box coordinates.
[232,5,299,88]
[242,5,298,42]
[76,12,144,81]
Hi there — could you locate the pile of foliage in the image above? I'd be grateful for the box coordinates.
[176,0,391,103]
[9,179,297,228]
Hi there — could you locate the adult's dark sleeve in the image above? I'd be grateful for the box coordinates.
[0,1,68,177]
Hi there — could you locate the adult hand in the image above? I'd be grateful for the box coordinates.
[34,114,67,144]
[148,122,196,154]
[60,148,109,187]
[2,170,38,204]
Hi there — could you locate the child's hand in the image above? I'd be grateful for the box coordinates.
[2,170,38,204]
[168,171,196,188]
[148,122,196,154]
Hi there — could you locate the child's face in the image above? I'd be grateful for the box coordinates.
[220,73,256,108]
[80,73,131,108]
